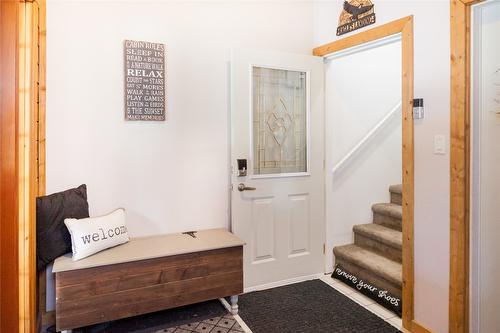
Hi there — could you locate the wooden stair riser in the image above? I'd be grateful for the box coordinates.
[373,212,402,231]
[354,233,402,263]
[334,258,402,300]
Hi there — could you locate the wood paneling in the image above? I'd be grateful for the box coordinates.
[56,247,243,331]
[1,1,44,331]
[449,1,483,333]
[312,17,414,331]
[0,2,21,332]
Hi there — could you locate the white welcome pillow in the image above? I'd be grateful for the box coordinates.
[64,208,130,261]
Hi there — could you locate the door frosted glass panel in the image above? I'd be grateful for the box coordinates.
[252,67,307,175]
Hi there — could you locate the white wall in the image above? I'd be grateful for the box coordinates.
[325,40,402,273]
[46,0,314,235]
[45,0,315,311]
[315,1,451,332]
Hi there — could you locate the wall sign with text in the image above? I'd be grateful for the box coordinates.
[124,40,166,121]
[337,0,376,36]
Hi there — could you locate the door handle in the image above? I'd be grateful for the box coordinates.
[237,183,256,192]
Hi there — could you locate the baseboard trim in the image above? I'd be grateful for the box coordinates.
[411,320,435,333]
[243,273,324,293]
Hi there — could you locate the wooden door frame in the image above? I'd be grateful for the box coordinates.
[0,0,45,332]
[449,1,484,333]
[313,16,416,331]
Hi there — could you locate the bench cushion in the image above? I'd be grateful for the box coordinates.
[53,228,245,273]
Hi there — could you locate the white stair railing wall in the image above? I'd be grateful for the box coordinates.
[331,101,402,177]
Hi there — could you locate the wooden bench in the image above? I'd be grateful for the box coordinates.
[52,228,244,333]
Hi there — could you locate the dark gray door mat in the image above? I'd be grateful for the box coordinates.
[237,279,401,333]
[64,300,240,333]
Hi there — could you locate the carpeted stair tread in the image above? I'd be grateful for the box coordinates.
[389,184,402,195]
[333,244,402,287]
[353,223,402,250]
[372,203,402,219]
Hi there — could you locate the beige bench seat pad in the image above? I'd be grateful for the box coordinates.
[53,228,244,273]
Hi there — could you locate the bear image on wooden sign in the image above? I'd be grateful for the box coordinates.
[337,0,376,36]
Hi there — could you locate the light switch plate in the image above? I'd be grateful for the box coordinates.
[434,135,446,155]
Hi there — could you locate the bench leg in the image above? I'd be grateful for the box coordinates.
[230,295,239,315]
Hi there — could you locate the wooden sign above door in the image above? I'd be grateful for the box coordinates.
[336,0,376,36]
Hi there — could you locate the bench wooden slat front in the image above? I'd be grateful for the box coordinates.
[53,229,244,331]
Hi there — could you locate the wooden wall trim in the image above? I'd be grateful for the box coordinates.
[312,16,414,331]
[18,1,40,331]
[412,320,436,333]
[449,1,483,333]
[312,16,412,57]
[461,0,483,5]
[449,1,467,330]
[401,17,415,331]
[38,0,46,196]
[37,0,50,329]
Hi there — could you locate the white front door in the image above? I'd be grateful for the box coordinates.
[230,48,324,290]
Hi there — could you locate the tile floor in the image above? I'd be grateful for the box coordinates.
[318,274,410,333]
[154,314,244,333]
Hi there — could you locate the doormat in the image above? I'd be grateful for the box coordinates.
[237,279,401,333]
[332,264,402,317]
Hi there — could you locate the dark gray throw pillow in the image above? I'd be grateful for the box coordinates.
[36,184,89,271]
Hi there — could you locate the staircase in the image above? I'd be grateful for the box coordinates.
[333,184,402,299]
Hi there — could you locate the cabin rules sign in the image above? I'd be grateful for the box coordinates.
[124,40,166,121]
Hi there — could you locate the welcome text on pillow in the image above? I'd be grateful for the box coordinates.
[81,225,128,245]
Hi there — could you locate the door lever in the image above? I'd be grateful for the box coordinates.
[237,183,256,192]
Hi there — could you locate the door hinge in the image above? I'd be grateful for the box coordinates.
[323,243,326,254]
